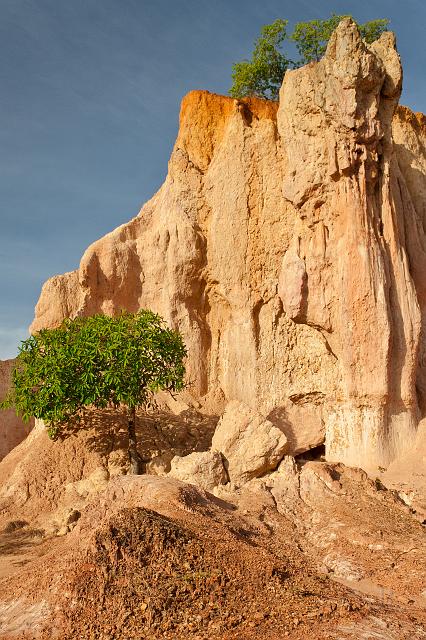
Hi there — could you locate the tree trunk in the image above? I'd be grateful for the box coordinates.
[127,406,143,475]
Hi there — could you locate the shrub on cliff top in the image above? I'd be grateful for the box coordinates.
[0,311,187,474]
[229,14,389,100]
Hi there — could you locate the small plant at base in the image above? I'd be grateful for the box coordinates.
[0,311,187,474]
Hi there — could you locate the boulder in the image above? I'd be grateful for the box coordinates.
[211,401,288,484]
[168,450,227,491]
[266,401,325,455]
[268,456,300,512]
[146,451,174,476]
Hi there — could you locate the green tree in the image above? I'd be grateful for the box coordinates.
[229,19,291,100]
[229,15,389,100]
[0,311,187,474]
[291,16,389,63]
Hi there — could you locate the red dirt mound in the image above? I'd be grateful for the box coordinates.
[37,506,359,639]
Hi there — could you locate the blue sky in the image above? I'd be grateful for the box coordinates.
[1,0,425,359]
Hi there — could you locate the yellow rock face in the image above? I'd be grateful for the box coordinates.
[0,359,33,461]
[29,19,426,471]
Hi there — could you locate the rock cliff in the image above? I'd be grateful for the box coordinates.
[0,359,33,460]
[29,19,426,472]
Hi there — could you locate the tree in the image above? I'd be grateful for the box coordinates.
[291,16,389,63]
[229,15,389,100]
[0,311,187,474]
[229,19,291,100]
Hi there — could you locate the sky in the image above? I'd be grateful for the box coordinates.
[1,0,425,359]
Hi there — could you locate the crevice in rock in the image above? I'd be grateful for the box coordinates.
[289,392,325,405]
[252,299,263,352]
[295,444,326,464]
[237,101,253,127]
[321,334,338,360]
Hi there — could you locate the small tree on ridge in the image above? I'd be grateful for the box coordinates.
[229,14,389,100]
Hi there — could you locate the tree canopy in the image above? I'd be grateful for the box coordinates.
[229,19,291,104]
[1,311,187,473]
[229,15,390,100]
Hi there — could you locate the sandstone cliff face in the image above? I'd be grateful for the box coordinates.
[0,360,33,460]
[29,20,426,472]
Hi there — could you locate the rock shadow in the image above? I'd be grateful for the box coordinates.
[266,406,299,453]
[56,406,219,465]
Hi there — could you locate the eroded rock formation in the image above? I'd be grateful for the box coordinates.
[0,359,33,460]
[29,19,426,472]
